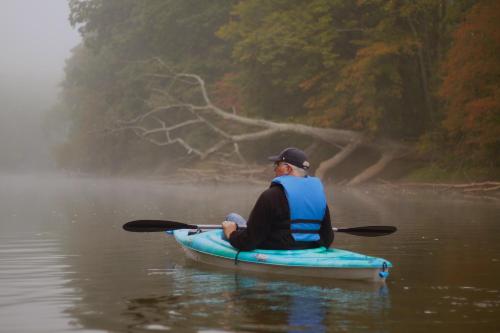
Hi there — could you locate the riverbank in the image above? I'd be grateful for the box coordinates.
[154,170,500,202]
[370,180,500,203]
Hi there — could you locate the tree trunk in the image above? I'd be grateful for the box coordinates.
[408,18,434,124]
[347,151,396,185]
[315,140,362,180]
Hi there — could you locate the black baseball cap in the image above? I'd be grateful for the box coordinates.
[268,147,310,169]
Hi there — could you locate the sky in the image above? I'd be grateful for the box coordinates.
[0,0,81,171]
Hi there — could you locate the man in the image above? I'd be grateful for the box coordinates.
[222,147,334,251]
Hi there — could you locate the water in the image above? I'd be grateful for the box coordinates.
[0,174,499,332]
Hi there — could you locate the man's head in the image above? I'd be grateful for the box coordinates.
[268,147,310,177]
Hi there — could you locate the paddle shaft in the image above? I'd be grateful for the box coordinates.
[123,220,396,237]
[162,225,384,234]
[177,225,348,231]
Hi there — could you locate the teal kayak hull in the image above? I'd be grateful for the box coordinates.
[173,230,392,282]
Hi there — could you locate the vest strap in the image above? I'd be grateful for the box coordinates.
[291,233,320,242]
[290,219,323,224]
[290,230,321,234]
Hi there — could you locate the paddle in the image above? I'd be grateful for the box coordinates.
[123,220,397,237]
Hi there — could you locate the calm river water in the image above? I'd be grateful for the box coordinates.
[0,174,499,333]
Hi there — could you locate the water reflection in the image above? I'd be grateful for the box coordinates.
[2,175,500,333]
[121,268,391,332]
[0,235,79,333]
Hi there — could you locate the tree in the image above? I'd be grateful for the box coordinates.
[57,0,235,172]
[217,0,365,120]
[439,0,500,167]
[105,60,407,184]
[217,0,461,140]
[69,0,234,79]
[56,0,495,182]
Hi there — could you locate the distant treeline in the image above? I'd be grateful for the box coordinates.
[54,0,499,179]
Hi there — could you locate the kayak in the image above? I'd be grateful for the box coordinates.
[173,229,392,282]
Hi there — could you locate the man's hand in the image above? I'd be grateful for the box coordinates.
[222,221,237,239]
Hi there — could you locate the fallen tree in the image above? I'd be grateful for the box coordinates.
[386,181,500,193]
[107,60,408,184]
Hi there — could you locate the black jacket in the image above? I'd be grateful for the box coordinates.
[228,184,334,251]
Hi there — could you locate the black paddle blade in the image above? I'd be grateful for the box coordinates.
[123,220,196,232]
[336,225,397,237]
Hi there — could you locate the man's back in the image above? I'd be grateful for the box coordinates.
[227,184,333,251]
[222,147,334,251]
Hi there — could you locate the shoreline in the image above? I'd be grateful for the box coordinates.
[2,171,498,202]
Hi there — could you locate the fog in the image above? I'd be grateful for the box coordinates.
[0,0,80,172]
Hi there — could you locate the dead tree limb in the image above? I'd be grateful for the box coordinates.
[109,63,408,184]
[348,150,397,185]
[315,140,363,180]
[393,181,500,192]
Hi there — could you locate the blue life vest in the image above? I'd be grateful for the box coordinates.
[272,175,327,243]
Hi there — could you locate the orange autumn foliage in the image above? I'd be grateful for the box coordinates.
[305,41,405,132]
[439,0,500,161]
[211,72,244,113]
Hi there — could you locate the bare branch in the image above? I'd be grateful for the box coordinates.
[348,150,397,185]
[316,140,362,179]
[232,128,280,142]
[104,66,409,184]
[233,143,247,165]
[200,140,230,159]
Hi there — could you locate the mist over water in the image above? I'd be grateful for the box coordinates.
[1,1,499,332]
[0,0,80,172]
[0,174,499,332]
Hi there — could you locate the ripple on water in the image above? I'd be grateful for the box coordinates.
[142,324,171,331]
[0,236,78,332]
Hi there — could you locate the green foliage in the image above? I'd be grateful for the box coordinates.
[69,0,233,77]
[217,0,468,139]
[58,0,234,172]
[217,0,362,119]
[55,0,498,177]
